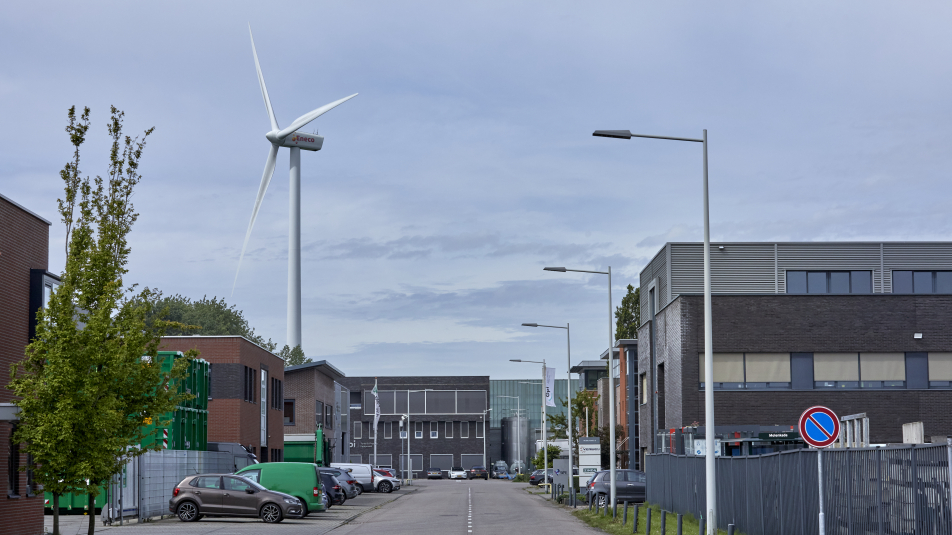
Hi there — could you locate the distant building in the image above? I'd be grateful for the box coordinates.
[0,193,54,535]
[339,376,489,477]
[638,242,952,459]
[282,360,349,464]
[159,336,286,462]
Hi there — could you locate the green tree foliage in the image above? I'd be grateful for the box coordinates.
[547,389,600,461]
[614,284,640,340]
[278,344,311,366]
[145,294,277,352]
[9,107,190,535]
[532,444,562,469]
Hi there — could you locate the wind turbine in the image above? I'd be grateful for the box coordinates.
[233,26,357,350]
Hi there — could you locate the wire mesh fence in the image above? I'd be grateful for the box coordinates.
[104,449,236,523]
[647,443,952,535]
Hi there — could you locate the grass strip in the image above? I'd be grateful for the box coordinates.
[572,502,739,535]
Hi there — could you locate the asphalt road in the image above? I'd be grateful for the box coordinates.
[45,480,598,534]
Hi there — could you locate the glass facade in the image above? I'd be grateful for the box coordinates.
[489,378,580,431]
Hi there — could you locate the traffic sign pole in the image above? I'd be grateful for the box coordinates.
[800,406,838,535]
[817,448,825,535]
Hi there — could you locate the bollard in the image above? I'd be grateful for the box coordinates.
[595,498,600,514]
[604,497,609,517]
[698,514,704,535]
[589,495,593,511]
[613,500,617,519]
[728,524,735,535]
[633,504,640,533]
[677,513,683,535]
[660,510,666,533]
[623,501,629,525]
[646,508,652,533]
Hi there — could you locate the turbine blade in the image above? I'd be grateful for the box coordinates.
[249,25,280,132]
[276,93,358,140]
[232,143,280,295]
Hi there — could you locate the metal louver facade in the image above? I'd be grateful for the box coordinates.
[640,242,952,319]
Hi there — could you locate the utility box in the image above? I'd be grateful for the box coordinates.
[903,422,925,444]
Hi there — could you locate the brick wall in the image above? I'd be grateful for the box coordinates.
[0,195,50,535]
[639,294,952,447]
[159,336,285,458]
[284,367,337,435]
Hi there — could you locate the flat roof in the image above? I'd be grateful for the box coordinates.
[0,192,52,225]
[285,359,346,379]
[570,360,606,373]
[161,335,280,359]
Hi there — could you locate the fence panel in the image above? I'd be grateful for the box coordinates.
[648,445,949,535]
[137,449,236,521]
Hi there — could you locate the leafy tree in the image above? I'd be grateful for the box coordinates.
[277,344,311,366]
[532,444,562,469]
[145,294,277,352]
[614,284,640,340]
[9,107,190,535]
[547,389,600,461]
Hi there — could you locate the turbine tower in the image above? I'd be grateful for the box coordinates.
[233,26,357,349]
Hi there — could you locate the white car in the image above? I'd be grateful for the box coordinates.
[449,466,467,480]
[373,470,401,493]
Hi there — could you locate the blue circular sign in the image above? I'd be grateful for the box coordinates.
[799,406,840,448]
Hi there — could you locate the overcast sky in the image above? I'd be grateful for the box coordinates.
[3,2,951,379]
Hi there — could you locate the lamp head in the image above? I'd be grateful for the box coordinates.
[592,130,633,139]
[521,323,538,327]
[510,359,522,362]
[543,267,566,272]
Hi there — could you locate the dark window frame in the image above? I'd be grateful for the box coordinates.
[8,426,20,498]
[787,270,872,294]
[284,399,296,425]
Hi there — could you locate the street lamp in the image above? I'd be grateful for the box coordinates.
[511,358,548,486]
[482,408,492,469]
[496,395,523,474]
[542,266,617,509]
[592,128,715,533]
[522,322,576,505]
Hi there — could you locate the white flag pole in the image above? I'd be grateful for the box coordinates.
[373,378,379,469]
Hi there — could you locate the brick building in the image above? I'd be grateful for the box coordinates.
[638,242,952,459]
[282,360,349,464]
[0,193,55,535]
[340,376,489,477]
[159,336,285,462]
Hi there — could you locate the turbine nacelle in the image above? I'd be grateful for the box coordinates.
[267,131,324,151]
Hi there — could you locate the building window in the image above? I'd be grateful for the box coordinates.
[270,379,282,410]
[476,421,483,439]
[640,374,647,405]
[585,369,607,390]
[325,404,334,430]
[208,364,213,400]
[25,453,34,496]
[284,400,295,425]
[243,367,257,402]
[787,271,872,294]
[8,428,20,498]
[414,421,423,439]
[814,353,859,388]
[699,353,792,389]
[859,353,905,388]
[460,422,469,439]
[350,390,362,410]
[400,421,408,439]
[928,353,952,388]
[445,421,453,438]
[384,421,392,439]
[316,400,325,428]
[354,421,362,439]
[430,421,438,439]
[699,353,744,389]
[893,271,952,294]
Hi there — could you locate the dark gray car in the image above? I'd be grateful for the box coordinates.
[169,474,303,523]
[319,468,358,499]
[586,470,646,508]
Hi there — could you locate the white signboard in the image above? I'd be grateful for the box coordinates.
[692,438,721,457]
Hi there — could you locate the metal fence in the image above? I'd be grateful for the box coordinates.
[104,449,236,523]
[646,443,952,535]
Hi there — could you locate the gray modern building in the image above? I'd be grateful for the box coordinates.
[489,378,580,471]
[340,376,490,477]
[638,242,952,459]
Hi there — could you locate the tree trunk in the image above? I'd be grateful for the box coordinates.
[52,493,60,535]
[87,493,96,535]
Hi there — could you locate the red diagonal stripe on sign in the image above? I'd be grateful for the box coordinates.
[807,414,833,439]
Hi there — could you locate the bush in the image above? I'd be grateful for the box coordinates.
[513,473,530,483]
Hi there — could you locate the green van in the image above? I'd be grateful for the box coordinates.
[236,462,325,515]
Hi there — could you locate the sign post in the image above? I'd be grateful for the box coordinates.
[799,406,840,535]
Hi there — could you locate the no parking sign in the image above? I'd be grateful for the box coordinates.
[799,406,840,448]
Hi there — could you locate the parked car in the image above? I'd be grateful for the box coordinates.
[319,468,358,499]
[426,469,444,480]
[467,466,489,480]
[320,472,346,507]
[374,467,396,478]
[586,470,646,508]
[373,469,401,493]
[529,469,549,486]
[236,462,325,516]
[330,463,376,493]
[449,466,468,480]
[207,442,258,471]
[169,474,303,523]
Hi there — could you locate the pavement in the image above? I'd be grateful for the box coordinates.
[44,479,598,534]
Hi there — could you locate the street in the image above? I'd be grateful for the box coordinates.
[45,480,598,535]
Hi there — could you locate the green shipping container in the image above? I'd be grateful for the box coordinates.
[44,490,105,515]
[140,352,209,451]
